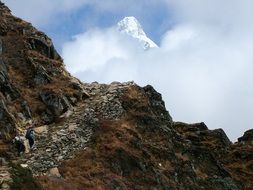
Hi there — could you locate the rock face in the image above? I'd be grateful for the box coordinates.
[0,100,17,140]
[238,129,253,143]
[0,2,87,140]
[0,2,252,190]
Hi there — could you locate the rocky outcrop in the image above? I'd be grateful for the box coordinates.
[0,100,17,140]
[0,70,20,101]
[33,65,51,85]
[0,1,89,139]
[238,129,253,143]
[21,101,32,119]
[143,85,172,122]
[28,37,60,60]
[40,91,71,118]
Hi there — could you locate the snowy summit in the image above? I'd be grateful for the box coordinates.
[117,16,158,50]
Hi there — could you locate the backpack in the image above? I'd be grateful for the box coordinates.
[25,128,34,139]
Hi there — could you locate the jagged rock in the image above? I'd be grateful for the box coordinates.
[40,91,72,117]
[0,71,20,100]
[208,128,231,146]
[28,37,50,57]
[72,82,89,100]
[21,101,32,119]
[143,85,172,122]
[33,65,51,85]
[174,122,208,132]
[41,110,54,124]
[238,129,253,142]
[0,0,86,128]
[50,45,61,60]
[49,167,61,178]
[0,58,7,74]
[0,38,3,55]
[0,99,17,140]
[28,37,60,60]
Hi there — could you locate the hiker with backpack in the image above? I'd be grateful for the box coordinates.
[25,121,35,150]
[13,134,26,156]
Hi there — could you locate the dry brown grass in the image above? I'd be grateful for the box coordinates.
[194,167,208,180]
[36,112,174,189]
[222,144,253,190]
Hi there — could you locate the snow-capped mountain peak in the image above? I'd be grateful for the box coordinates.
[117,16,158,50]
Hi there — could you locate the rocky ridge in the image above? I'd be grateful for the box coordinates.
[0,2,252,190]
[15,82,136,175]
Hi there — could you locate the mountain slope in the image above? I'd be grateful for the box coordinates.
[0,2,88,141]
[117,16,158,50]
[0,2,252,190]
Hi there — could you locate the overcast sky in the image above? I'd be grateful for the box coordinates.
[3,0,253,141]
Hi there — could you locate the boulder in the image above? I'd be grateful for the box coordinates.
[33,65,51,85]
[49,167,61,178]
[34,125,48,134]
[71,79,89,100]
[41,110,54,124]
[40,91,72,117]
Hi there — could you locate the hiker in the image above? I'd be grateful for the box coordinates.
[25,122,35,150]
[13,135,25,156]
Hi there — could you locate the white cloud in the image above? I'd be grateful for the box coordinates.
[2,0,163,27]
[62,27,143,73]
[62,0,253,141]
[2,0,89,25]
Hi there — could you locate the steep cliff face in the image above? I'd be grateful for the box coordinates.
[0,2,252,190]
[0,2,88,141]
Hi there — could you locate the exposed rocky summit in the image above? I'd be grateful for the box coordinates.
[0,2,252,190]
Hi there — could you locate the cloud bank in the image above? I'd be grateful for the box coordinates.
[2,0,90,25]
[2,0,167,28]
[62,0,253,141]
